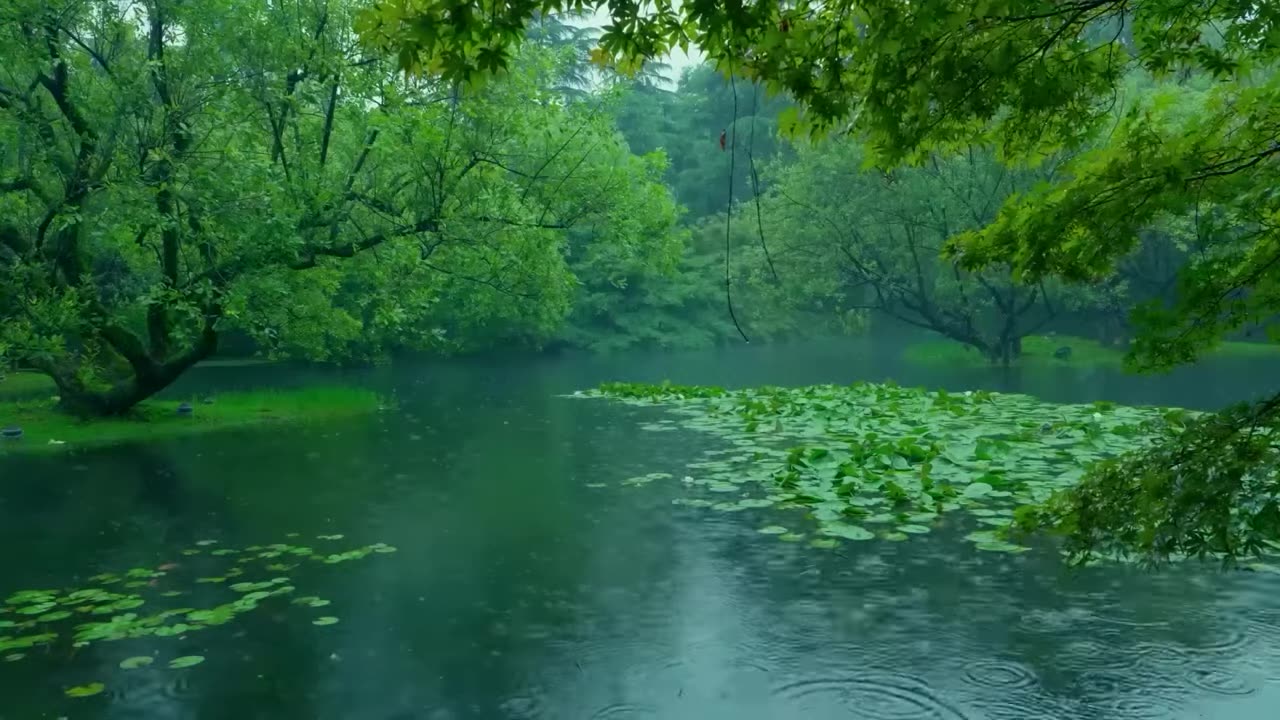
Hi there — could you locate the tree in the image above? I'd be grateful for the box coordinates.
[357,0,1280,563]
[767,142,1072,365]
[0,0,680,415]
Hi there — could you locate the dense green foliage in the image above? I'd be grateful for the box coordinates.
[0,0,682,415]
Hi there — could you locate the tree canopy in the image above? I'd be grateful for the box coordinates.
[0,0,681,414]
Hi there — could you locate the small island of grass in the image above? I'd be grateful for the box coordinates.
[903,335,1280,370]
[0,386,382,453]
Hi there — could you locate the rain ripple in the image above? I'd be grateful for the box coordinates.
[961,658,1039,690]
[773,672,970,719]
[1093,694,1187,720]
[589,703,658,718]
[1184,666,1259,697]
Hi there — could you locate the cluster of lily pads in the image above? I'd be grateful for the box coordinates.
[1,536,396,698]
[576,381,1196,555]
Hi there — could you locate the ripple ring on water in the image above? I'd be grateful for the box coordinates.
[589,703,657,718]
[961,659,1038,690]
[1184,667,1257,697]
[1099,695,1186,720]
[1133,642,1194,668]
[964,699,1067,720]
[774,673,970,719]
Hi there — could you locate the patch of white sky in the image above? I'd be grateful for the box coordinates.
[573,6,707,89]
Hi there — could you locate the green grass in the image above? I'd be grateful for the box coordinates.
[0,386,382,453]
[0,371,57,399]
[903,334,1280,370]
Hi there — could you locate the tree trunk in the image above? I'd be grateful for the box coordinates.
[47,328,217,417]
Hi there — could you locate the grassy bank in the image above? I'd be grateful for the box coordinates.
[0,386,382,453]
[0,371,57,399]
[903,335,1280,370]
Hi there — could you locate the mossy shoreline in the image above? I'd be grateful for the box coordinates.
[0,386,382,454]
[903,334,1280,370]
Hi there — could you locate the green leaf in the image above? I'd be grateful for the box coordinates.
[65,683,106,698]
[119,656,154,670]
[168,656,205,669]
[819,523,874,541]
[312,616,340,626]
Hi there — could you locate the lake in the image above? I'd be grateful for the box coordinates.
[2,336,1279,719]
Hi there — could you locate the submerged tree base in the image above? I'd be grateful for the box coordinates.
[0,387,382,453]
[903,334,1280,370]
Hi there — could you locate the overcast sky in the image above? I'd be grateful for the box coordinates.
[579,7,706,87]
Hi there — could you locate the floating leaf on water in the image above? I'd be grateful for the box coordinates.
[975,542,1030,554]
[6,590,57,605]
[196,577,226,584]
[896,524,931,535]
[312,616,339,626]
[819,523,874,541]
[316,534,345,541]
[779,533,805,542]
[3,653,23,662]
[584,483,607,488]
[882,531,909,541]
[160,591,184,598]
[37,610,73,622]
[194,540,218,546]
[168,655,205,669]
[757,525,789,535]
[119,656,154,670]
[65,682,105,698]
[292,596,331,608]
[808,538,839,549]
[962,482,994,498]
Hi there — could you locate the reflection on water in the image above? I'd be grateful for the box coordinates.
[2,338,1279,719]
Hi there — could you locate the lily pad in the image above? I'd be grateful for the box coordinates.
[757,525,789,535]
[66,682,106,698]
[168,655,205,669]
[312,616,340,626]
[896,524,931,535]
[119,656,154,670]
[820,523,874,541]
[962,482,994,498]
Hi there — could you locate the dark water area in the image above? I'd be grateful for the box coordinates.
[2,336,1279,719]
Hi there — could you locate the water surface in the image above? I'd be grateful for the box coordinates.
[2,337,1278,719]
